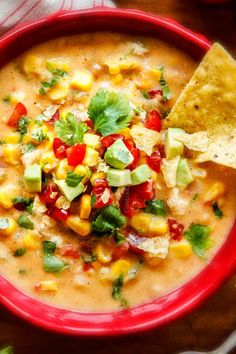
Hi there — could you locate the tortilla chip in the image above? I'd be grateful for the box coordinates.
[130,125,161,155]
[174,131,209,152]
[165,43,236,169]
[161,156,180,188]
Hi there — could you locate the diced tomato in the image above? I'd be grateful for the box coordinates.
[83,262,93,271]
[92,179,113,208]
[7,102,27,128]
[145,110,162,132]
[132,180,154,200]
[53,137,68,159]
[158,144,166,158]
[60,244,80,259]
[147,150,162,173]
[101,134,124,148]
[112,241,129,260]
[148,89,163,99]
[168,218,184,241]
[85,118,94,129]
[48,109,59,126]
[124,140,140,170]
[66,143,86,166]
[47,207,69,222]
[39,184,59,206]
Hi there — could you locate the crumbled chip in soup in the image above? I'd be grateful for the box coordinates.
[0,33,235,311]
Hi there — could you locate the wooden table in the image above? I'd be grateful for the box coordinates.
[1,1,236,353]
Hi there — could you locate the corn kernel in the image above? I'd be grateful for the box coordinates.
[107,63,120,75]
[79,194,92,219]
[0,218,16,236]
[66,215,91,237]
[74,164,91,183]
[95,243,112,264]
[2,144,20,165]
[204,181,226,203]
[56,158,69,180]
[90,172,106,186]
[40,151,56,173]
[83,133,100,149]
[46,58,69,72]
[147,67,161,80]
[0,190,14,209]
[23,232,40,249]
[4,132,21,144]
[111,259,131,278]
[118,128,131,139]
[47,81,69,101]
[112,74,123,84]
[39,280,58,292]
[149,217,168,236]
[130,212,151,234]
[151,171,158,182]
[82,147,99,167]
[70,70,93,91]
[119,60,140,72]
[22,54,43,75]
[169,239,193,258]
[144,254,163,267]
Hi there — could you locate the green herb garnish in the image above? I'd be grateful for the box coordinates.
[13,248,26,257]
[212,202,223,219]
[114,230,126,245]
[91,194,97,207]
[0,345,14,354]
[82,254,97,264]
[191,193,199,202]
[17,215,34,230]
[92,205,126,234]
[42,240,67,273]
[55,112,88,146]
[46,63,68,77]
[31,129,48,142]
[66,171,83,187]
[43,240,57,255]
[144,199,167,217]
[141,90,150,99]
[2,95,11,102]
[21,143,35,154]
[39,64,68,95]
[17,116,30,135]
[184,223,212,259]
[112,274,128,308]
[88,89,131,136]
[12,196,33,208]
[158,66,171,101]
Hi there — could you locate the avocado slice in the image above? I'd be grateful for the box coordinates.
[107,168,132,187]
[24,164,42,192]
[104,139,134,169]
[131,164,152,185]
[55,180,84,201]
[176,159,194,190]
[165,128,185,159]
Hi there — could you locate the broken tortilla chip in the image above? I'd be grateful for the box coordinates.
[165,43,236,169]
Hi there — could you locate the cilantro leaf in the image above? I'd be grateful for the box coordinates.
[112,275,128,308]
[21,143,35,154]
[0,218,10,230]
[43,240,57,255]
[46,63,68,77]
[88,89,131,136]
[31,129,48,142]
[158,66,171,101]
[0,345,14,354]
[144,199,167,217]
[55,112,88,146]
[212,202,223,219]
[17,116,30,135]
[12,196,33,207]
[17,215,34,230]
[184,223,212,259]
[92,205,126,234]
[66,171,83,187]
[141,90,150,99]
[14,248,26,257]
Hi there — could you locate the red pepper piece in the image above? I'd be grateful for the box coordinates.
[112,241,130,260]
[92,179,113,208]
[39,184,59,206]
[147,89,163,99]
[66,143,86,166]
[53,137,68,159]
[60,244,80,259]
[101,134,124,148]
[85,118,94,129]
[47,207,69,222]
[124,140,140,170]
[7,102,27,128]
[145,110,162,132]
[147,150,162,173]
[168,218,184,241]
[48,109,59,126]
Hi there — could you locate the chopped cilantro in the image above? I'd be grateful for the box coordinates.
[42,240,67,273]
[2,95,11,102]
[191,193,199,202]
[39,64,68,95]
[43,240,57,255]
[17,116,30,135]
[13,248,26,257]
[21,143,35,154]
[0,218,10,230]
[212,202,223,219]
[0,345,14,354]
[31,129,48,142]
[39,87,46,96]
[26,202,33,215]
[66,171,83,187]
[144,199,167,217]
[112,274,128,308]
[141,90,150,99]
[46,63,68,77]
[158,66,171,101]
[92,205,126,234]
[88,89,131,136]
[91,194,97,207]
[12,196,33,208]
[82,254,97,263]
[17,215,34,230]
[184,223,212,259]
[55,112,88,146]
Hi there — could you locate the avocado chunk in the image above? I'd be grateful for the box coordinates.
[131,164,152,185]
[24,164,42,192]
[104,139,134,169]
[55,180,84,201]
[165,128,185,159]
[107,168,132,187]
[176,159,194,190]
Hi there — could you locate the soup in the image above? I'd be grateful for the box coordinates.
[0,33,235,311]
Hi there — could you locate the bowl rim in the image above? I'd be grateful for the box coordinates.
[0,7,235,337]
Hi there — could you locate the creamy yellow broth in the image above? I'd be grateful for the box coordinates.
[0,33,235,311]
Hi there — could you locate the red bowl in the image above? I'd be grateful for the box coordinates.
[0,7,235,336]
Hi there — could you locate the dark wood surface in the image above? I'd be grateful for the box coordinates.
[1,1,236,353]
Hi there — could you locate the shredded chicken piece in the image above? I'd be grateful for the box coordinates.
[166,188,189,216]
